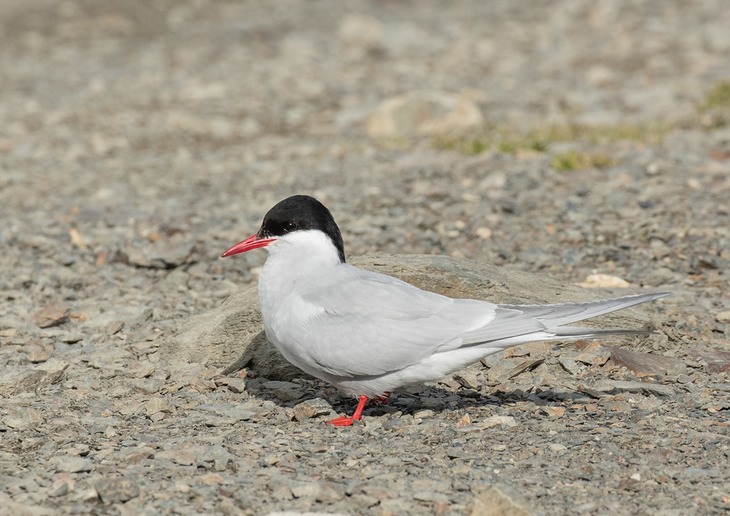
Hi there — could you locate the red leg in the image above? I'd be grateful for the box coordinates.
[326,395,369,427]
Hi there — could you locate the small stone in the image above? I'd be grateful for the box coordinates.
[52,456,93,473]
[3,408,43,430]
[455,413,473,427]
[486,359,527,382]
[13,362,68,394]
[558,357,582,375]
[60,333,84,344]
[117,447,155,464]
[129,360,155,378]
[618,478,641,491]
[190,376,217,392]
[507,358,545,379]
[471,485,531,516]
[716,310,730,323]
[25,340,52,363]
[216,376,247,394]
[453,371,480,390]
[103,320,124,335]
[577,274,631,288]
[33,304,68,328]
[262,380,305,402]
[590,380,674,397]
[477,415,518,429]
[338,13,383,50]
[50,474,75,497]
[292,398,333,421]
[548,443,567,453]
[94,478,140,503]
[574,343,611,366]
[145,396,174,416]
[541,406,566,418]
[199,473,224,485]
[288,480,321,499]
[608,347,687,377]
[475,227,493,240]
[687,349,730,374]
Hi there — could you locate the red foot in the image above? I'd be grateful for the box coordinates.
[326,415,360,427]
[326,395,368,427]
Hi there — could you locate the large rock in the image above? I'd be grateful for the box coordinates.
[159,254,667,380]
[366,91,483,138]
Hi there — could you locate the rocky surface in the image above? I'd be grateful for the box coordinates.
[1,0,729,514]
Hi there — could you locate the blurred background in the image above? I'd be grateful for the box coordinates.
[2,0,729,331]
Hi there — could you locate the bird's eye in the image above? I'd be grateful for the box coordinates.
[283,221,296,232]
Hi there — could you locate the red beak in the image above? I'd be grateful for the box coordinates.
[220,234,275,258]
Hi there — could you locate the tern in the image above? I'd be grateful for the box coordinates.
[222,195,668,426]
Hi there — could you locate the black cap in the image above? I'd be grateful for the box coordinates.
[258,195,346,263]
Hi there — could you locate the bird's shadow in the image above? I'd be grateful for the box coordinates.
[241,375,593,420]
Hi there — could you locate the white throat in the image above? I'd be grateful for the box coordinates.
[258,229,343,311]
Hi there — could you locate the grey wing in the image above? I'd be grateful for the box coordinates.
[459,292,670,345]
[300,267,497,377]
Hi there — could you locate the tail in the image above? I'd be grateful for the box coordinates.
[460,292,670,347]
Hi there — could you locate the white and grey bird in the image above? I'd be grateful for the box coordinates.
[222,195,668,426]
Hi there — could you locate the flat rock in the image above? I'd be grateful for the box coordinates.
[33,304,68,329]
[94,477,140,503]
[608,346,687,376]
[161,254,665,380]
[574,342,612,366]
[261,380,305,402]
[577,274,631,289]
[590,380,674,397]
[52,456,93,473]
[686,348,730,374]
[477,415,518,429]
[292,398,334,421]
[366,91,483,138]
[471,484,531,516]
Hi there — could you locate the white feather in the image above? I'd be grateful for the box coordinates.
[258,230,668,398]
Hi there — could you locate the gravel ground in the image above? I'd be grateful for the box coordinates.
[1,1,729,514]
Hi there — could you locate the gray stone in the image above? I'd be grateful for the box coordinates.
[261,380,305,402]
[51,455,93,473]
[471,484,532,516]
[590,380,674,397]
[292,398,334,422]
[608,347,687,376]
[94,477,140,504]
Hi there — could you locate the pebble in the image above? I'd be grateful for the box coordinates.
[716,310,730,323]
[608,347,687,377]
[471,485,531,516]
[477,415,518,429]
[261,380,305,402]
[32,304,68,329]
[577,274,631,288]
[94,478,140,503]
[574,343,612,366]
[51,456,93,473]
[292,398,334,422]
[591,380,674,397]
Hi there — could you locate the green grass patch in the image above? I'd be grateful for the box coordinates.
[433,122,670,156]
[550,150,616,171]
[698,81,730,113]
